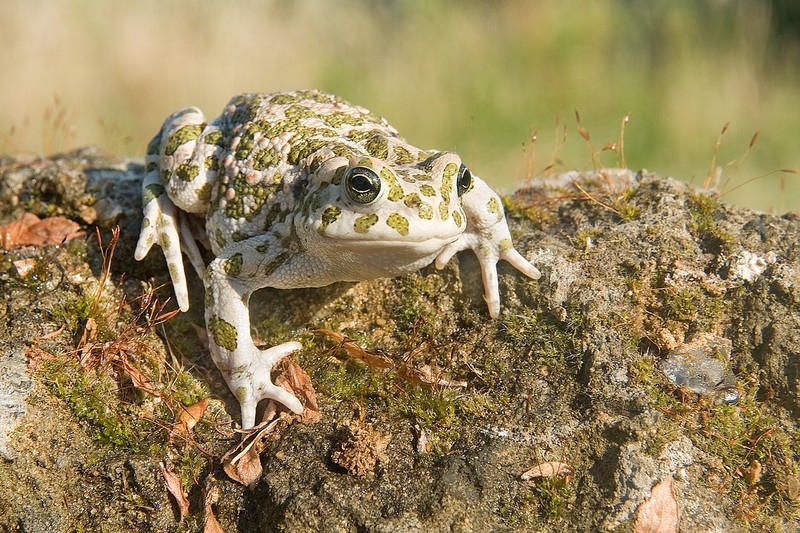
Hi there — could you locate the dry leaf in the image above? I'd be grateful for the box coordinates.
[0,213,39,248]
[221,418,280,487]
[413,424,429,454]
[521,461,574,481]
[175,399,209,436]
[634,475,679,533]
[203,487,224,533]
[314,329,393,368]
[37,326,65,341]
[397,364,468,388]
[25,346,56,372]
[0,212,84,249]
[12,258,36,277]
[121,357,161,395]
[77,317,98,353]
[160,462,190,520]
[275,360,321,423]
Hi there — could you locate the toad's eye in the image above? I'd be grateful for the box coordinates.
[457,164,472,197]
[344,166,382,204]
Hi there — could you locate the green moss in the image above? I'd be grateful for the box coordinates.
[660,285,724,332]
[502,196,552,226]
[529,475,575,522]
[50,292,95,337]
[39,358,160,450]
[501,305,584,374]
[574,227,604,250]
[252,315,295,347]
[687,192,736,254]
[391,272,445,341]
[607,188,640,221]
[176,449,207,490]
[314,360,394,408]
[399,386,457,428]
[171,370,210,406]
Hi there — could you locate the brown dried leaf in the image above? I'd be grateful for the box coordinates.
[121,357,161,395]
[221,419,280,487]
[160,462,190,520]
[175,399,209,435]
[222,443,263,488]
[314,329,393,368]
[634,475,679,533]
[413,424,429,454]
[12,258,36,277]
[37,326,65,341]
[25,346,56,372]
[274,360,321,423]
[520,461,574,481]
[203,487,224,533]
[397,364,468,388]
[0,213,39,248]
[0,213,84,249]
[77,317,98,353]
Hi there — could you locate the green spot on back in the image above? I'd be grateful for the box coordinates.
[143,183,164,204]
[441,162,458,204]
[364,135,389,160]
[418,202,433,220]
[419,184,437,197]
[392,145,415,165]
[146,137,161,156]
[205,130,224,146]
[252,146,280,171]
[197,183,212,204]
[269,93,301,105]
[439,202,449,221]
[176,162,199,181]
[403,192,422,208]
[224,253,243,277]
[165,124,204,156]
[264,252,289,276]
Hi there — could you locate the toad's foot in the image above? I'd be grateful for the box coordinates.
[223,341,304,430]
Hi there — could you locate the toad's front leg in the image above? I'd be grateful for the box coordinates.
[204,236,304,429]
[435,174,540,318]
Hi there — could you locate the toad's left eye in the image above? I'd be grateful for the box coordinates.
[457,164,472,196]
[344,166,382,204]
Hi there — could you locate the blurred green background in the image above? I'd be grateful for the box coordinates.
[1,0,798,212]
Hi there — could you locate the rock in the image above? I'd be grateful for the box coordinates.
[0,153,798,531]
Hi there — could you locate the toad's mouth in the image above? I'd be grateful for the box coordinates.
[328,233,461,250]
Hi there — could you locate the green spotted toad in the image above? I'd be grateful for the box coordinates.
[135,90,540,429]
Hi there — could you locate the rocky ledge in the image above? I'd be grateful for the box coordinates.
[0,147,798,531]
